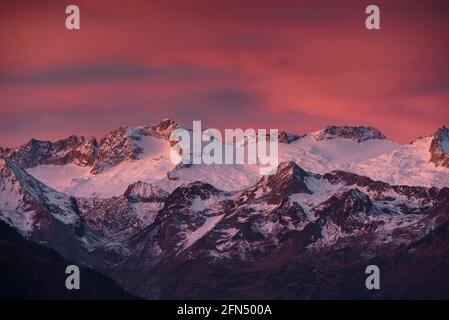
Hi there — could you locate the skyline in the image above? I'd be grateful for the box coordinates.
[1,0,449,147]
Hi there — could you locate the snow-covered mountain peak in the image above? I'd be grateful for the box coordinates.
[5,135,98,169]
[261,130,302,144]
[239,161,312,205]
[89,119,186,175]
[124,181,168,202]
[145,118,184,141]
[274,160,309,178]
[434,125,449,152]
[270,131,302,144]
[0,158,82,234]
[91,126,145,174]
[1,119,184,177]
[311,125,386,143]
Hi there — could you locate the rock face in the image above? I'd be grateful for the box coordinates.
[238,160,312,205]
[145,118,180,140]
[111,161,449,299]
[243,130,302,146]
[313,125,386,142]
[277,130,302,144]
[91,119,183,174]
[77,181,168,240]
[316,189,377,233]
[5,135,98,168]
[0,159,115,266]
[429,126,449,168]
[91,127,143,174]
[124,181,168,203]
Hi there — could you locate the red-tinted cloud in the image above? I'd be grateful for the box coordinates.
[0,0,448,146]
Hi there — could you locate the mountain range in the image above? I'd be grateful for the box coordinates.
[1,119,449,299]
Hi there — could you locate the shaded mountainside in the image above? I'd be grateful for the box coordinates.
[118,200,449,300]
[5,135,98,168]
[311,125,386,142]
[429,126,449,168]
[113,161,449,299]
[0,158,124,269]
[0,221,136,300]
[77,181,168,241]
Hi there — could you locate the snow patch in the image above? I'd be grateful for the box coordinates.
[28,135,175,198]
[183,214,225,249]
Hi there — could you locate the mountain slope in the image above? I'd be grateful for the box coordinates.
[113,161,449,298]
[0,158,122,267]
[429,126,449,169]
[0,221,135,300]
[1,120,449,300]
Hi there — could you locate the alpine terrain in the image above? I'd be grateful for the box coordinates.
[1,119,449,299]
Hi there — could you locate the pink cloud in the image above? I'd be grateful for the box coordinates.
[0,0,448,146]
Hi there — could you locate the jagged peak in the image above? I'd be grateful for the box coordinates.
[433,125,449,144]
[243,161,312,205]
[23,134,97,146]
[240,130,303,146]
[91,128,143,174]
[5,135,98,169]
[277,160,302,170]
[147,118,180,139]
[159,117,177,125]
[252,161,309,189]
[101,126,129,139]
[277,130,302,144]
[124,181,168,201]
[273,160,309,178]
[150,118,177,129]
[311,125,386,143]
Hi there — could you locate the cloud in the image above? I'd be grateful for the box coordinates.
[0,0,448,146]
[0,64,227,86]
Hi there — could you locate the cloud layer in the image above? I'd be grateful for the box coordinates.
[1,0,448,146]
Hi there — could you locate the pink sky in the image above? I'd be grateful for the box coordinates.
[1,0,448,147]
